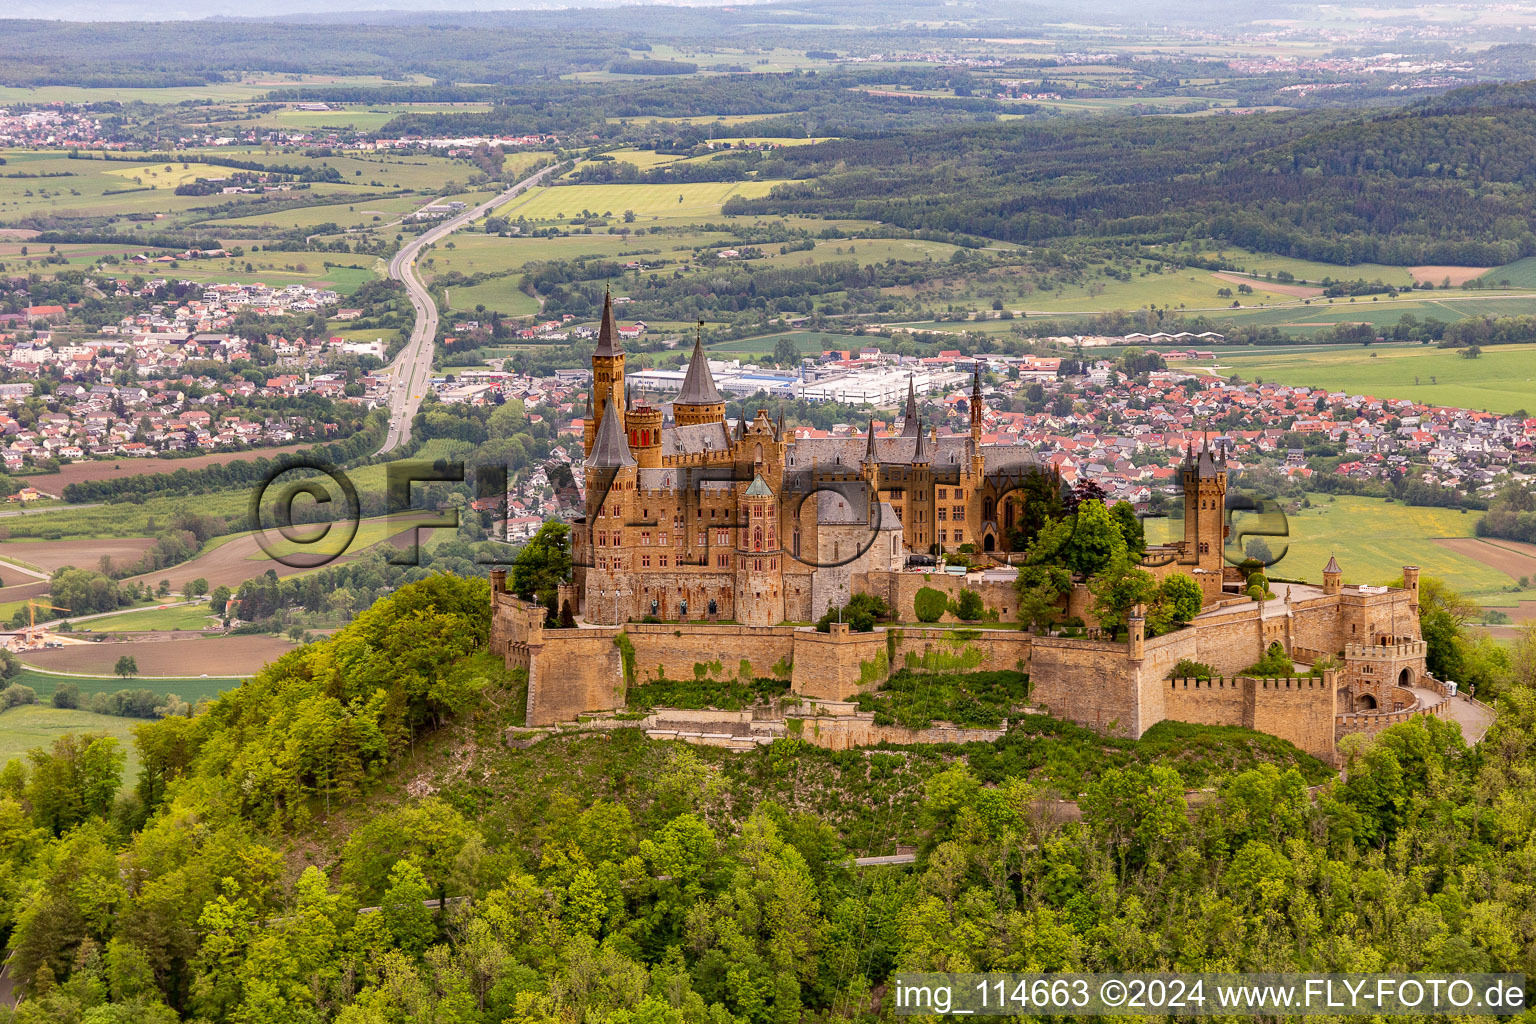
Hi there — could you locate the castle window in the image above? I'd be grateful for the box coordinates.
[642,532,651,545]
[642,555,651,568]
[698,530,706,546]
[937,508,947,521]
[938,488,948,499]
[659,555,668,568]
[939,529,947,543]
[716,528,728,545]
[954,528,964,542]
[953,506,964,522]
[754,527,763,549]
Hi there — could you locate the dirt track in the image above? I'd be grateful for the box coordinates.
[23,633,296,677]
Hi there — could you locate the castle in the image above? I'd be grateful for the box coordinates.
[490,295,1462,764]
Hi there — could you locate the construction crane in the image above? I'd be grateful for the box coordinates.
[22,600,69,649]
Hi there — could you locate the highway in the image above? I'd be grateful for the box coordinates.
[377,163,559,454]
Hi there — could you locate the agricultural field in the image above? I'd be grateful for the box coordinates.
[1146,493,1512,598]
[1207,342,1536,414]
[0,73,435,107]
[501,180,780,224]
[0,705,144,779]
[22,633,295,677]
[12,666,244,706]
[76,604,221,632]
[1479,257,1536,288]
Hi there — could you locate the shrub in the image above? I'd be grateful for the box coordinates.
[817,593,890,633]
[50,683,80,709]
[951,589,985,621]
[0,683,37,709]
[1243,645,1297,678]
[914,586,948,623]
[1168,658,1216,679]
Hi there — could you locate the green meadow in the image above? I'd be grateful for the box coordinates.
[1208,342,1536,414]
[1147,493,1508,598]
[0,706,144,779]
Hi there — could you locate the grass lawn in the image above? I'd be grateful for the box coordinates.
[1211,342,1536,414]
[1147,493,1509,597]
[0,706,143,779]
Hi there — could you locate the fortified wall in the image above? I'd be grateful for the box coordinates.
[492,563,1442,763]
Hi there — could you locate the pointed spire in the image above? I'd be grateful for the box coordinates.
[902,374,919,436]
[776,407,784,442]
[1324,554,1341,575]
[585,393,635,468]
[624,381,632,412]
[585,388,593,417]
[593,287,621,357]
[913,418,928,462]
[864,417,879,464]
[676,321,723,406]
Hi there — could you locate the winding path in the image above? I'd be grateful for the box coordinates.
[377,163,560,454]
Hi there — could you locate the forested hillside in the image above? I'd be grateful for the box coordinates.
[0,574,1533,1022]
[731,81,1536,265]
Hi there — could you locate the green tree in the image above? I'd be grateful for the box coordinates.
[914,587,947,623]
[114,655,139,679]
[1062,499,1127,577]
[24,733,125,834]
[381,860,436,957]
[951,589,984,621]
[773,336,799,367]
[512,520,572,607]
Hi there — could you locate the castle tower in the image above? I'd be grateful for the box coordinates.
[735,474,783,627]
[673,323,726,428]
[902,374,920,436]
[1323,554,1342,596]
[584,392,637,625]
[1128,602,1146,661]
[626,392,663,469]
[1402,564,1420,615]
[586,288,625,456]
[969,365,984,446]
[1181,432,1228,573]
[861,417,880,487]
[581,387,595,455]
[969,365,986,481]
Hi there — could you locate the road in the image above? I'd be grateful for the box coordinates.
[377,163,560,454]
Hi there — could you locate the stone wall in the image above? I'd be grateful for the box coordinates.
[625,622,797,685]
[526,628,627,727]
[1029,636,1142,736]
[887,626,1032,676]
[790,623,890,700]
[785,714,1006,750]
[1164,673,1339,764]
[857,570,1020,623]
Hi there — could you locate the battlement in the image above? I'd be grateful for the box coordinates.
[1345,640,1426,660]
[1169,674,1334,692]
